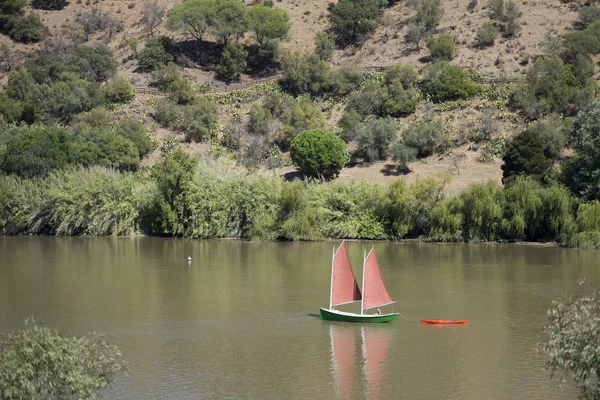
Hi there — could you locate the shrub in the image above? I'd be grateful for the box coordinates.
[74,45,117,82]
[245,4,290,48]
[579,6,600,27]
[330,66,363,97]
[179,98,219,142]
[406,22,427,49]
[30,0,67,10]
[475,21,499,47]
[346,83,386,117]
[290,129,348,179]
[501,128,552,182]
[0,319,127,398]
[281,52,332,95]
[355,117,397,162]
[248,104,273,135]
[151,62,180,90]
[77,8,122,40]
[154,99,182,127]
[391,140,417,173]
[115,119,154,158]
[103,76,135,103]
[9,14,44,43]
[25,55,81,84]
[426,34,455,61]
[330,0,380,46]
[1,125,73,177]
[137,36,175,70]
[168,76,195,104]
[416,0,443,31]
[423,62,479,102]
[401,120,446,158]
[215,42,248,82]
[315,32,335,61]
[280,96,327,143]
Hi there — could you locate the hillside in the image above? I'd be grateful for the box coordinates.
[0,0,592,192]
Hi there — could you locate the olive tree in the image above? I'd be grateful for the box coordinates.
[290,129,348,179]
[541,289,600,400]
[0,319,127,400]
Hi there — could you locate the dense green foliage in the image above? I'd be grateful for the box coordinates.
[564,100,600,201]
[355,117,397,162]
[8,13,43,43]
[501,128,552,183]
[475,21,499,47]
[290,129,348,179]
[315,32,335,61]
[330,0,381,46]
[30,0,67,10]
[245,4,290,48]
[542,289,600,399]
[216,42,248,82]
[103,76,135,103]
[137,36,175,70]
[422,63,479,102]
[74,45,118,82]
[426,34,455,61]
[0,319,127,400]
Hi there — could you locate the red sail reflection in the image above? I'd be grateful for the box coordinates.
[329,324,394,400]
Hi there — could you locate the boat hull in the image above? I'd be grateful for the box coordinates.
[420,319,468,325]
[320,308,399,323]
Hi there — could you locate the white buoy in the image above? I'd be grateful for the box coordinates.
[187,255,192,262]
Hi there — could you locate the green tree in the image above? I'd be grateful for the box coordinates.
[475,21,499,47]
[355,117,397,162]
[426,34,456,61]
[74,45,117,82]
[330,0,380,46]
[416,0,443,31]
[1,125,73,177]
[179,98,219,142]
[9,14,44,43]
[501,128,552,182]
[290,129,348,179]
[391,140,417,173]
[0,319,127,400]
[423,62,479,102]
[315,31,335,61]
[459,180,504,241]
[25,55,81,84]
[137,36,175,70]
[216,42,247,82]
[115,118,154,158]
[151,146,198,234]
[30,0,67,10]
[212,0,247,44]
[401,120,446,158]
[103,76,135,103]
[281,52,332,95]
[166,0,215,44]
[245,4,290,48]
[579,6,600,27]
[565,100,600,200]
[542,289,600,399]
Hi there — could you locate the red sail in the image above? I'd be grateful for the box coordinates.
[362,248,393,309]
[331,242,362,306]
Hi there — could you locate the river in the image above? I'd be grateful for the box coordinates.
[1,237,596,399]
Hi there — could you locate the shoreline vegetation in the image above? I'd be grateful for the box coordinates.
[1,148,599,249]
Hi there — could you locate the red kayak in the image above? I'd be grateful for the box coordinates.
[420,319,468,325]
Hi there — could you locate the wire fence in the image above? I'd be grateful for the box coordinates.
[133,67,519,96]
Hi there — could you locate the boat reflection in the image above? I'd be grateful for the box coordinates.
[329,324,395,400]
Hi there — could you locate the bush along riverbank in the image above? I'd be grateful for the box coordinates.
[0,147,599,248]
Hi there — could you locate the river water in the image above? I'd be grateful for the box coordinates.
[0,237,597,399]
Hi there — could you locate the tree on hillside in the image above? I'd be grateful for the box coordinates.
[166,0,215,45]
[290,129,348,179]
[9,14,44,43]
[355,117,397,162]
[31,0,67,11]
[501,129,552,183]
[245,4,290,48]
[416,0,443,31]
[141,0,165,36]
[0,319,127,400]
[541,288,600,400]
[212,0,247,45]
[216,42,247,81]
[0,0,25,30]
[565,100,600,200]
[74,45,117,82]
[330,0,380,46]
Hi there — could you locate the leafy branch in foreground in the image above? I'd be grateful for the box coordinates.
[0,319,127,400]
[541,288,600,400]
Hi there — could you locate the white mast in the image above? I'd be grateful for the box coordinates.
[361,249,366,315]
[329,244,335,310]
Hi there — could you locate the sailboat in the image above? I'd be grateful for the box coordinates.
[320,242,399,323]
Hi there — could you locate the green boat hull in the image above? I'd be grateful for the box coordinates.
[320,308,399,323]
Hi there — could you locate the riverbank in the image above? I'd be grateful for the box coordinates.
[2,158,599,248]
